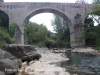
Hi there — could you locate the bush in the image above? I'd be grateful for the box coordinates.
[9,23,17,37]
[0,27,14,50]
[95,46,100,51]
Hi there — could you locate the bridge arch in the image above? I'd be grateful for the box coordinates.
[24,7,72,28]
[23,7,74,46]
[0,10,9,28]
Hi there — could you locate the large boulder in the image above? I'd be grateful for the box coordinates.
[0,49,21,75]
[7,44,41,62]
[0,71,5,75]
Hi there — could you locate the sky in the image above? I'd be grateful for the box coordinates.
[4,0,92,32]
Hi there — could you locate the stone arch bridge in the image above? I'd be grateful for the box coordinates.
[0,2,93,47]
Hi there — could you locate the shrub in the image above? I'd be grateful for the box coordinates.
[9,23,17,37]
[0,27,14,50]
[95,46,100,51]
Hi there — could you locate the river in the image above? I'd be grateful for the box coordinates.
[54,51,100,75]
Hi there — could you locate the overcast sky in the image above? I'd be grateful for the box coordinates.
[4,0,92,32]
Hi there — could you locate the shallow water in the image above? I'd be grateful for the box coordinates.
[55,51,100,75]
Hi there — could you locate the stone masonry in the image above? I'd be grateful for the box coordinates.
[0,2,94,47]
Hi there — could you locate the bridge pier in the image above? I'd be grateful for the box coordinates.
[21,32,24,44]
[20,26,24,44]
[13,25,24,44]
[70,24,85,48]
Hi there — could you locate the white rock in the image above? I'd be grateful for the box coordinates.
[18,68,26,75]
[25,66,33,74]
[22,62,28,68]
[29,60,35,66]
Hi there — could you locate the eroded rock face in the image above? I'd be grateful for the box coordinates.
[7,44,41,62]
[0,49,21,75]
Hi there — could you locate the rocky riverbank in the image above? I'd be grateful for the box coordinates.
[72,47,100,56]
[0,49,21,75]
[18,48,70,75]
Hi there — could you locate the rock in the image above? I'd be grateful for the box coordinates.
[29,60,35,66]
[0,49,21,75]
[18,68,26,75]
[7,44,41,62]
[24,66,35,75]
[21,62,28,68]
[22,53,41,62]
[0,71,5,75]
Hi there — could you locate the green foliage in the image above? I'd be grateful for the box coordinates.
[75,17,98,46]
[90,5,100,16]
[92,0,100,4]
[79,16,100,47]
[95,46,100,51]
[0,0,3,2]
[51,14,70,47]
[86,1,100,25]
[75,0,87,4]
[24,22,47,46]
[0,27,14,49]
[46,30,56,43]
[35,24,47,42]
[84,17,96,46]
[84,1,100,48]
[0,8,13,50]
[9,23,17,37]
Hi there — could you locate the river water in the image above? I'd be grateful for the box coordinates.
[55,51,100,75]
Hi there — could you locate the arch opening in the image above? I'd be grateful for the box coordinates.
[0,10,9,28]
[24,8,72,48]
[84,15,96,46]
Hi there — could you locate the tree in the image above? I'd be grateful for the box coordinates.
[0,0,3,2]
[51,14,70,47]
[24,22,48,46]
[35,24,47,43]
[92,0,100,4]
[75,0,87,4]
[24,22,38,44]
[78,0,100,49]
[0,27,14,49]
[9,23,17,37]
[87,0,100,25]
[84,17,96,46]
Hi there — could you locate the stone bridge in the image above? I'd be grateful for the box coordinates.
[0,2,94,47]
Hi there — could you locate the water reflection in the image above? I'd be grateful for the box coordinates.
[55,51,100,75]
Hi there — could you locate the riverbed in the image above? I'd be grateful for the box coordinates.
[18,48,70,75]
[18,47,100,75]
